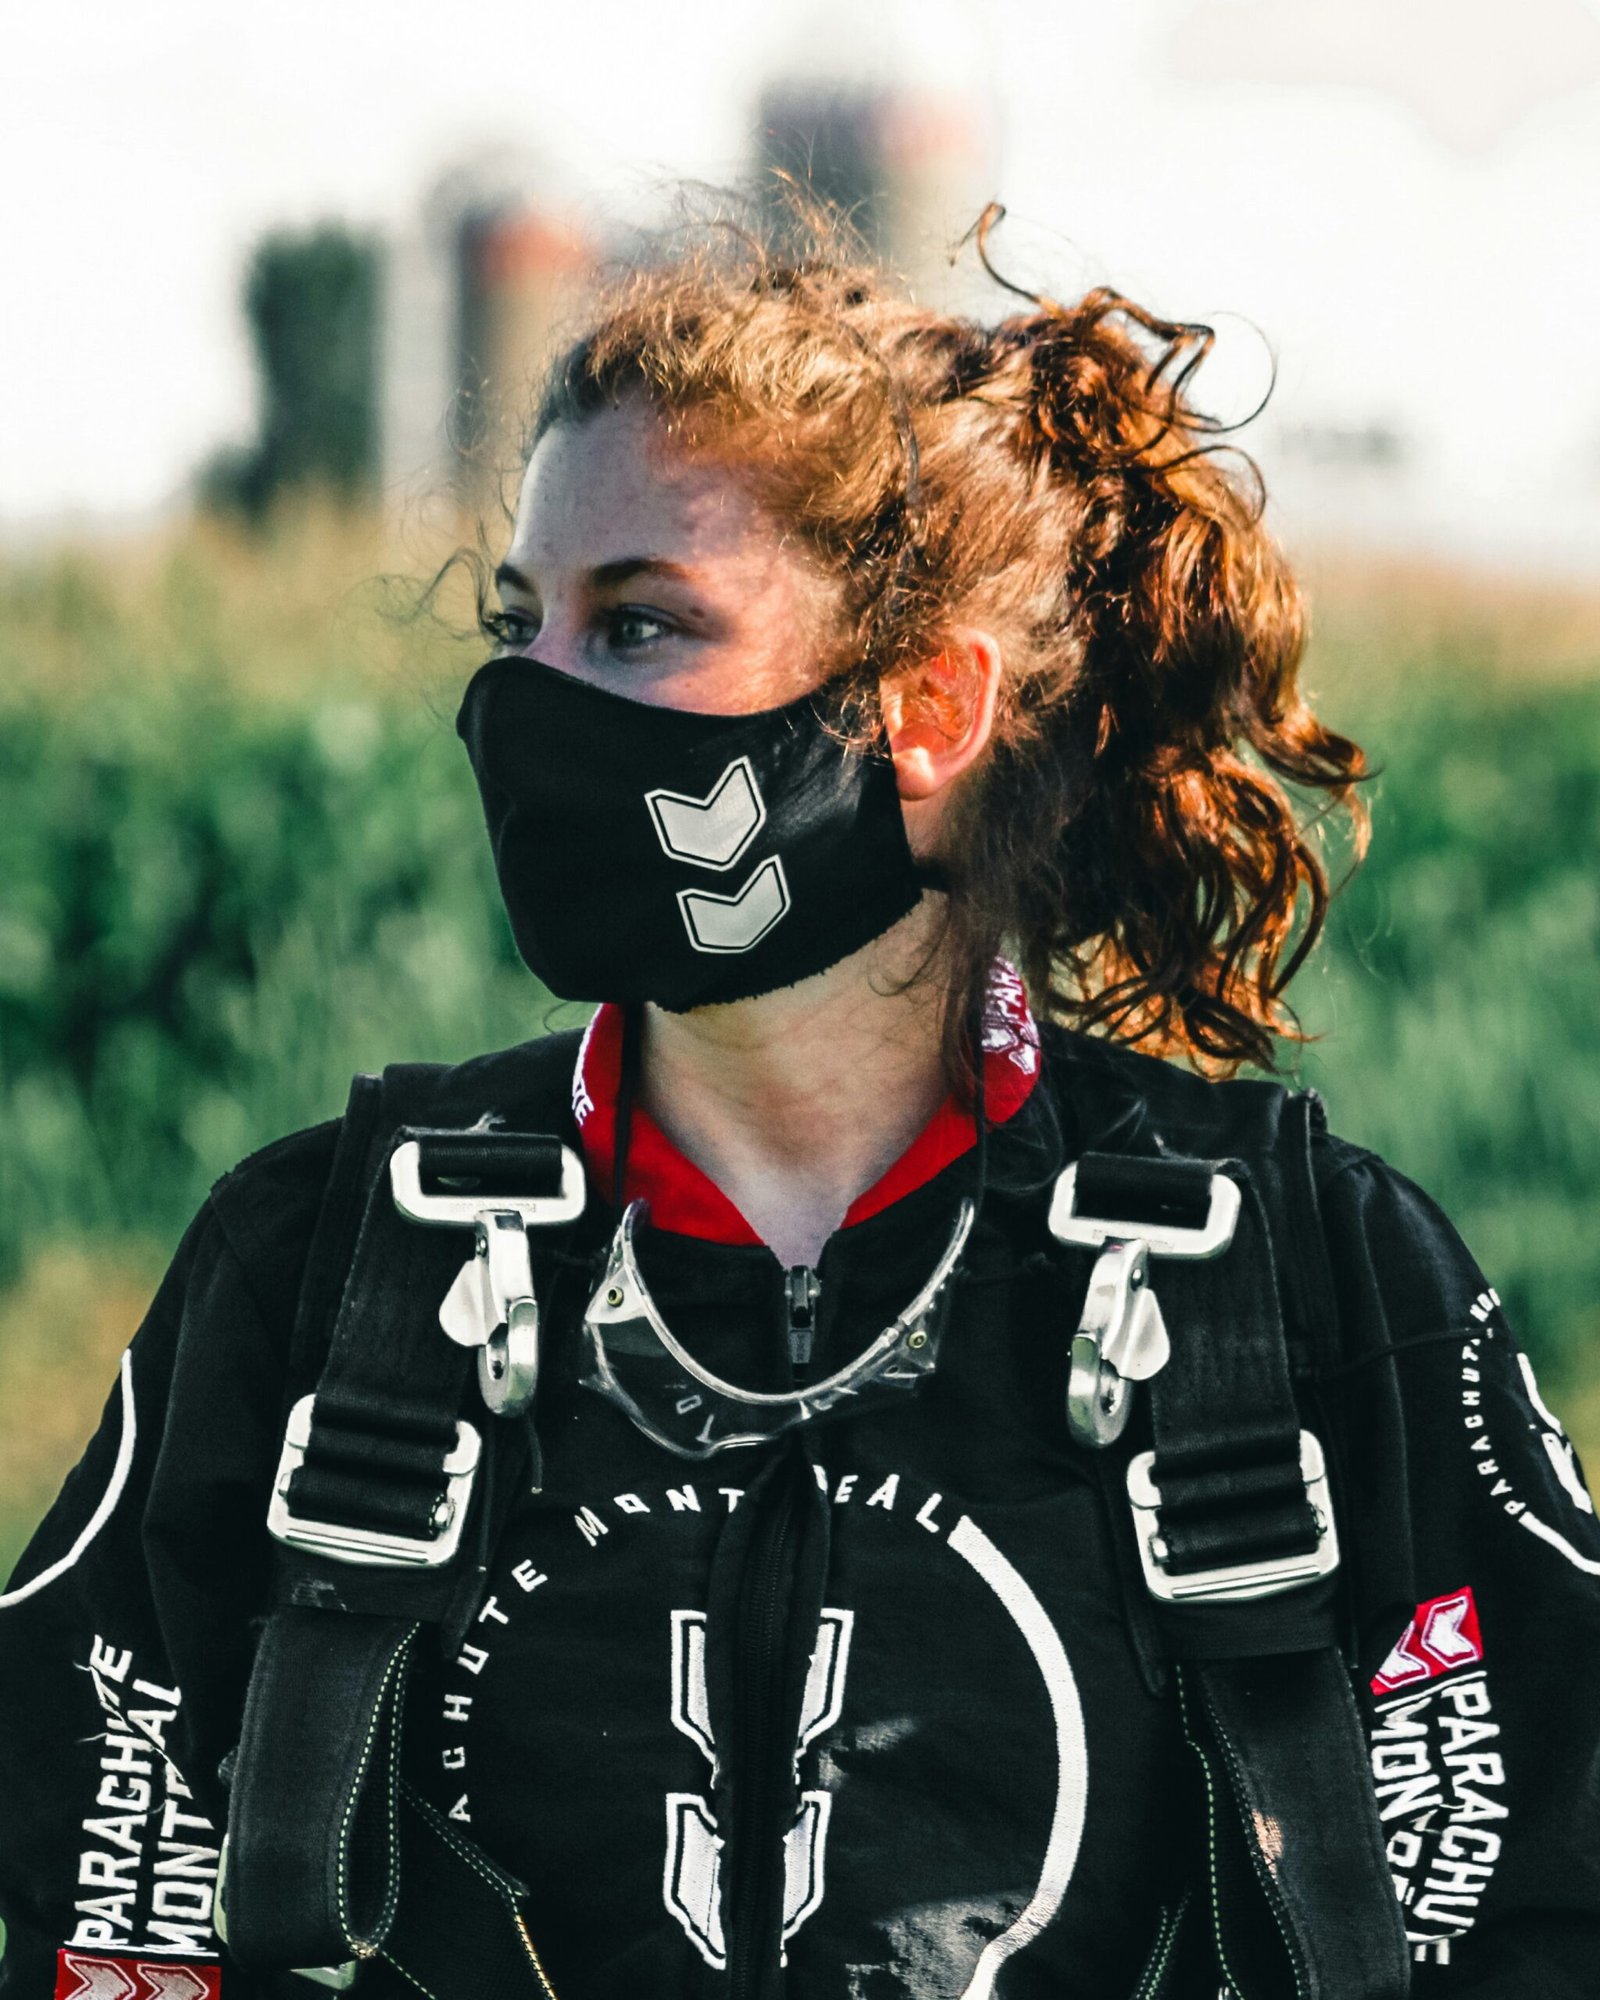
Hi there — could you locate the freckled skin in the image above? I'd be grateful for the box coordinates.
[492,391,1005,1268]
[498,395,846,717]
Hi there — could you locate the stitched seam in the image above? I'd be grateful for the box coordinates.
[1197,1682,1309,2000]
[1132,1904,1173,2000]
[514,1913,561,2000]
[373,1631,409,1942]
[1176,1670,1246,2000]
[401,1780,522,1901]
[1130,1906,1170,2000]
[1139,1887,1192,2000]
[1131,1892,1183,2000]
[380,1947,444,2000]
[336,1623,418,1950]
[396,1783,558,1995]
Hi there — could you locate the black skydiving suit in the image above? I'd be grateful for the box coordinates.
[2,1019,1599,2000]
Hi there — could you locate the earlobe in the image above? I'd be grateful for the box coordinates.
[883,628,1003,803]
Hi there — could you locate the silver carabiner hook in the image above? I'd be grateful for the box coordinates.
[1065,1239,1171,1449]
[438,1211,541,1418]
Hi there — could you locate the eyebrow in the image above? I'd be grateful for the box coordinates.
[493,556,700,595]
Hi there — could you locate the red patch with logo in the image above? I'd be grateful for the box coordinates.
[1371,1586,1485,1696]
[54,1953,220,2000]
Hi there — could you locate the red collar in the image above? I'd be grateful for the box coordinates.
[570,961,1041,1246]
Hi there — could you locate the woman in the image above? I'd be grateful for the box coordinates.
[2,196,1598,2000]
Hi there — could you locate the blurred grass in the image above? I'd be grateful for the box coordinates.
[1,515,1597,1583]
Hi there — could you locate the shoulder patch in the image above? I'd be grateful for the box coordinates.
[1372,1586,1484,1695]
[55,1952,219,2000]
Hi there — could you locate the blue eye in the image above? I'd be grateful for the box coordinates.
[608,607,673,649]
[484,607,538,650]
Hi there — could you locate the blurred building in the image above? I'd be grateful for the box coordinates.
[381,153,600,505]
[756,80,995,306]
[381,75,996,502]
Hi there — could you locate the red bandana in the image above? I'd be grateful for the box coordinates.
[569,960,1041,1245]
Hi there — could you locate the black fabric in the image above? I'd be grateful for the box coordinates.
[1071,1152,1216,1231]
[455,656,928,1010]
[1073,1133,1405,1996]
[1147,1178,1321,1581]
[227,1064,583,1982]
[380,1785,559,1999]
[271,1109,484,1624]
[3,1023,1600,1998]
[1183,1652,1411,2000]
[225,1613,417,1969]
[414,1133,568,1198]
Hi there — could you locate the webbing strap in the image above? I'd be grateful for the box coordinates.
[1147,1173,1320,1584]
[226,1611,417,1968]
[412,1131,569,1196]
[1181,1655,1411,2000]
[227,1068,560,1973]
[286,1128,475,1554]
[1109,1153,1410,1997]
[1075,1152,1214,1231]
[223,1614,560,1992]
[273,1119,484,1624]
[224,1042,591,1984]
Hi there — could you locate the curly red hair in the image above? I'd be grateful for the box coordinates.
[516,187,1369,1083]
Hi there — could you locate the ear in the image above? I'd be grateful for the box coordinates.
[880,626,1003,803]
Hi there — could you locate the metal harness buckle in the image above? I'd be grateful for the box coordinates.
[267,1393,482,1570]
[1049,1162,1240,1448]
[391,1136,585,1420]
[1126,1428,1341,1603]
[388,1137,586,1228]
[1047,1160,1241,1258]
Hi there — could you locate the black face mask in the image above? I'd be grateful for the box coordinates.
[455,655,934,1010]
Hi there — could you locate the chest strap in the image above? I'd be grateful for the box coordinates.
[1056,1141,1411,1999]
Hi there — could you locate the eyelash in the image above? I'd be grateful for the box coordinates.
[483,607,675,651]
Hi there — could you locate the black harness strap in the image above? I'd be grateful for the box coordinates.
[224,1051,580,1990]
[1147,1171,1330,1644]
[1182,1649,1409,2000]
[1080,1134,1410,1999]
[226,1611,417,1966]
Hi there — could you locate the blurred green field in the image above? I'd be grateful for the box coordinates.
[2,515,1598,1581]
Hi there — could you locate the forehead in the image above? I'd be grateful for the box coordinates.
[503,396,781,582]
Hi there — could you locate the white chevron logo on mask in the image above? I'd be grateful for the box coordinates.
[676,857,790,954]
[645,758,767,871]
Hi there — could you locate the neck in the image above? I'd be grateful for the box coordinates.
[638,899,954,1267]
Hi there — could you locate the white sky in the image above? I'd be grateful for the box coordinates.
[4,0,1600,575]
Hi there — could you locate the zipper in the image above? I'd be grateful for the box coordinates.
[725,1456,803,2000]
[784,1266,820,1368]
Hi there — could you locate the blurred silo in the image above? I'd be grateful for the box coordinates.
[455,202,595,483]
[382,152,599,507]
[755,77,997,308]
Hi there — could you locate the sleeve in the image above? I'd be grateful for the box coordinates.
[1316,1148,1600,1999]
[0,1134,330,1998]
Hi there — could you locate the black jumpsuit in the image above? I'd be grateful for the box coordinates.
[2,1017,1599,1998]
